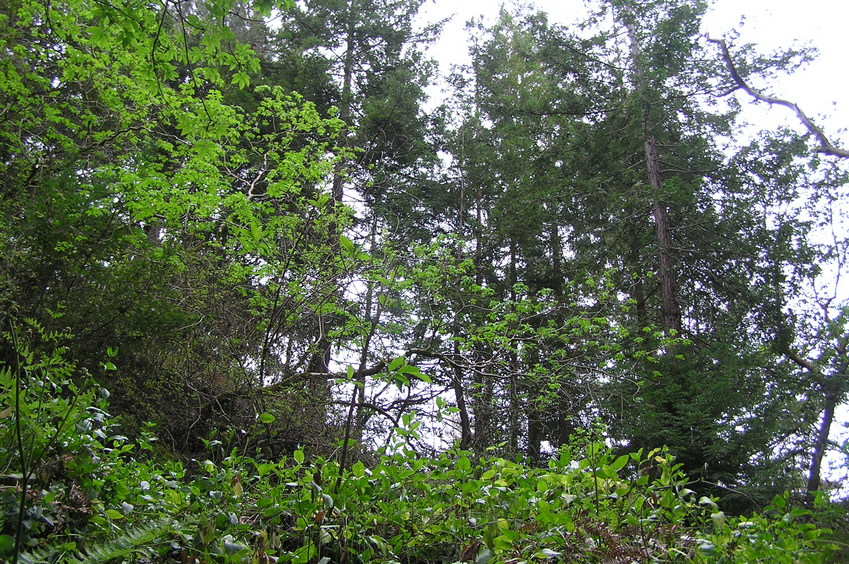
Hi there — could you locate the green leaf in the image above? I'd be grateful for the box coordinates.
[86,25,110,48]
[106,509,124,520]
[399,364,431,383]
[185,13,204,28]
[294,449,305,464]
[253,0,274,17]
[388,356,405,371]
[224,540,246,554]
[611,454,629,472]
[394,373,410,389]
[259,412,276,424]
[232,70,251,89]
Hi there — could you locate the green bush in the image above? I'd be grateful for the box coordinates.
[0,332,841,563]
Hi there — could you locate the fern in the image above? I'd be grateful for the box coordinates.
[19,517,175,564]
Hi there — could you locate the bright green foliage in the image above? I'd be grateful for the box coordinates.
[0,0,354,455]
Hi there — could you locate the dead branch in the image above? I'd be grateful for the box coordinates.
[707,36,849,159]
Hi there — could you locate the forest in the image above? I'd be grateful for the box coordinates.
[1,0,848,561]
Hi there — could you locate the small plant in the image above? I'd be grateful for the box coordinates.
[0,321,183,563]
[0,320,98,562]
[688,493,840,563]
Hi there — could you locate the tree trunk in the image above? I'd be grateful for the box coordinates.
[310,0,358,375]
[549,221,562,297]
[453,340,472,450]
[622,13,682,336]
[629,226,648,327]
[806,335,848,496]
[645,138,682,334]
[806,390,836,495]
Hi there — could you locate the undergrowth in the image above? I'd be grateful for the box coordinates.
[0,331,842,563]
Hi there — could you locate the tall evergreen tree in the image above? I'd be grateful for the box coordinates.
[434,1,844,506]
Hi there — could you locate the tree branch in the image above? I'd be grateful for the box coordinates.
[707,36,849,159]
[786,350,816,372]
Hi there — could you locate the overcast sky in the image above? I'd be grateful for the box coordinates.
[419,0,849,147]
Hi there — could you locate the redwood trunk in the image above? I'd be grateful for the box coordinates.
[645,137,681,334]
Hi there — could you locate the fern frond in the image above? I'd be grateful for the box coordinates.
[19,517,175,564]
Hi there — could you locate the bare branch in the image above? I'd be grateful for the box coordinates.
[785,350,816,372]
[707,36,849,159]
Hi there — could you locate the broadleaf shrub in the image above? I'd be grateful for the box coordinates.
[0,355,840,562]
